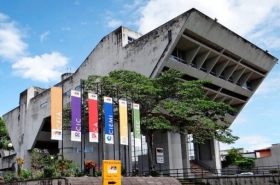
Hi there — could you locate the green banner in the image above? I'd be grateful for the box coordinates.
[133,103,141,147]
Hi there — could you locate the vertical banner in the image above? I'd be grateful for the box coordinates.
[51,87,62,140]
[88,93,99,142]
[133,103,141,147]
[104,97,114,144]
[119,100,128,145]
[71,90,82,142]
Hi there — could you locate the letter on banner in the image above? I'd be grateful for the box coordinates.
[51,87,62,140]
[88,93,98,142]
[104,96,114,144]
[133,103,141,147]
[71,90,81,142]
[119,100,128,145]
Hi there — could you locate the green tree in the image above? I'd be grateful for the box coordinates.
[223,148,254,171]
[0,117,9,140]
[63,69,238,170]
[0,117,12,150]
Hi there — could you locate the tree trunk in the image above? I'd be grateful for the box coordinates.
[147,131,155,171]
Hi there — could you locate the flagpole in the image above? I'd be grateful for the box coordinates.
[80,79,84,173]
[97,84,100,168]
[117,89,121,161]
[82,80,86,173]
[132,101,137,173]
[113,90,116,160]
[101,86,105,161]
[61,77,64,161]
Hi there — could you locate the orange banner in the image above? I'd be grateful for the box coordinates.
[51,87,62,140]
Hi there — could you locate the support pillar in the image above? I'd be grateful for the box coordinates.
[180,134,190,178]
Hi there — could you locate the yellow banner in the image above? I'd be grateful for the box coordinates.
[119,100,128,145]
[51,87,62,140]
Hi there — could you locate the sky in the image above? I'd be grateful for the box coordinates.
[0,0,280,152]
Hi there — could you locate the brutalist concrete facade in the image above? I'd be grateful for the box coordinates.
[2,9,278,173]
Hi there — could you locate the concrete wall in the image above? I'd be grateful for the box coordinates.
[199,176,280,185]
[255,145,280,167]
[2,177,181,185]
[3,176,280,185]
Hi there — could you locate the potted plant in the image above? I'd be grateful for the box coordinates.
[84,160,95,175]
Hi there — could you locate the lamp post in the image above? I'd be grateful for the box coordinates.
[8,143,12,169]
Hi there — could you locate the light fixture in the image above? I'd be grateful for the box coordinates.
[8,143,13,148]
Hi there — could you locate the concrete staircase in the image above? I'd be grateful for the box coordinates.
[190,162,216,177]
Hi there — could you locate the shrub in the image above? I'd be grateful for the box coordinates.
[43,166,55,178]
[4,172,18,183]
[94,170,102,177]
[20,169,33,181]
[150,170,159,177]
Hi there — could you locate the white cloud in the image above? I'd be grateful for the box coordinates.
[135,0,280,50]
[256,109,280,117]
[0,12,9,21]
[40,31,50,42]
[0,13,27,61]
[255,73,280,95]
[0,12,69,83]
[124,0,142,11]
[220,135,271,152]
[232,115,247,125]
[12,52,69,83]
[74,1,79,5]
[61,27,71,31]
[107,19,122,28]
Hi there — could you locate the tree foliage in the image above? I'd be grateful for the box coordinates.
[63,69,239,169]
[223,148,255,171]
[0,117,12,150]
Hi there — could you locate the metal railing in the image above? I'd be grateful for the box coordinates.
[169,55,187,64]
[191,159,217,174]
[123,165,280,179]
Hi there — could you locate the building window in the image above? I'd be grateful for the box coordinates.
[170,48,187,64]
[219,71,225,80]
[200,63,207,72]
[228,76,233,83]
[63,90,71,97]
[210,67,216,76]
[75,86,81,91]
[243,81,252,91]
[76,147,93,153]
[236,80,241,86]
[128,36,134,43]
[40,102,48,108]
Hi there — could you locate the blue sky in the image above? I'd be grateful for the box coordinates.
[1,0,280,152]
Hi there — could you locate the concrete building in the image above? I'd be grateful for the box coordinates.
[255,144,280,167]
[2,8,278,174]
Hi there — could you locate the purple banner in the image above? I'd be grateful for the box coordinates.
[71,90,81,142]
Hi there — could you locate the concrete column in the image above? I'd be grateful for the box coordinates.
[213,139,221,175]
[153,131,184,177]
[180,134,190,177]
[195,138,221,170]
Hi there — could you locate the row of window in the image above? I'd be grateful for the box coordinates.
[169,54,252,91]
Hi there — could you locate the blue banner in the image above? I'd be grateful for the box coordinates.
[104,96,114,144]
